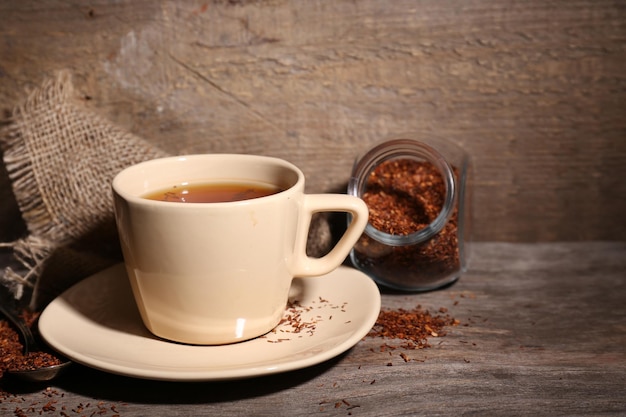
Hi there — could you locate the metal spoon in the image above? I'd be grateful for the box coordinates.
[0,300,72,382]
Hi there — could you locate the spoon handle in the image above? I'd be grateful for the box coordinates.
[0,293,37,355]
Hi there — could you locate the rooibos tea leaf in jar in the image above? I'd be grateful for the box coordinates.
[348,138,472,292]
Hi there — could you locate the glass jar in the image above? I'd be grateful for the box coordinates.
[347,136,472,292]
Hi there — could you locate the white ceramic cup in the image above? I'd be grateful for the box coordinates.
[112,154,368,345]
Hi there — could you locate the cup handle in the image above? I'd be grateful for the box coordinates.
[292,194,368,277]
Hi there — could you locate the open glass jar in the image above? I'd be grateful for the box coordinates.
[347,137,472,292]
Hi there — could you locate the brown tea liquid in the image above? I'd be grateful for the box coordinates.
[143,182,283,203]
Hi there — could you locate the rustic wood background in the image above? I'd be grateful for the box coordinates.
[1,0,625,242]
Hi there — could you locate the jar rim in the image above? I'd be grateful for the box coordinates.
[348,138,456,246]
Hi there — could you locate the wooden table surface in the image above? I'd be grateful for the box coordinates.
[1,242,625,416]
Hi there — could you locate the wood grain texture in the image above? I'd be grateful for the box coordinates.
[1,0,625,241]
[1,242,625,415]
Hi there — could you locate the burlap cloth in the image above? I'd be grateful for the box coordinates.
[0,71,333,310]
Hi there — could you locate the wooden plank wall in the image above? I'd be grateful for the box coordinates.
[1,0,625,242]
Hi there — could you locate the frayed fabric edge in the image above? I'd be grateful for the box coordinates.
[0,71,75,242]
[0,71,75,304]
[0,236,54,301]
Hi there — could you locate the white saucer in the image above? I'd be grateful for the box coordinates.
[39,264,380,381]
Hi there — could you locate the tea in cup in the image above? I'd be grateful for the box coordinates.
[112,154,368,345]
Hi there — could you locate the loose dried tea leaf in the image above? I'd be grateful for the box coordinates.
[368,305,458,351]
[264,297,348,343]
[0,386,126,417]
[354,158,461,288]
[0,311,64,378]
[363,159,447,235]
